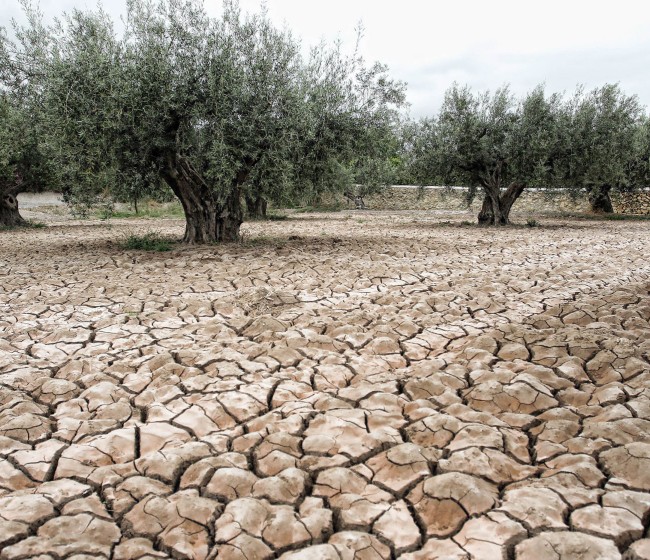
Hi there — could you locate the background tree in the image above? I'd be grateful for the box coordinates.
[415,84,562,225]
[388,120,421,185]
[289,41,406,208]
[406,117,452,187]
[0,14,57,227]
[0,97,28,226]
[558,84,643,213]
[0,95,57,227]
[628,116,650,190]
[5,0,405,237]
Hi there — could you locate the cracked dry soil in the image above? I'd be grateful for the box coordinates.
[1,210,650,560]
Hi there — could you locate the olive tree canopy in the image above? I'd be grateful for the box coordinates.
[628,116,650,190]
[2,0,405,238]
[558,84,643,212]
[412,84,563,225]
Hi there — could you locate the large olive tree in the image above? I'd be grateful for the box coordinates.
[4,0,405,239]
[49,0,304,242]
[0,14,58,228]
[415,84,563,225]
[558,84,643,213]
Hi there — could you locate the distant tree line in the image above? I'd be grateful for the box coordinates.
[400,83,650,224]
[1,0,649,237]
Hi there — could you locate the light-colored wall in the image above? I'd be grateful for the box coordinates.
[334,186,650,214]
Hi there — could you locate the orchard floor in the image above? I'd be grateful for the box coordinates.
[1,208,650,560]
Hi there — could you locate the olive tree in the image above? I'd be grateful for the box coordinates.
[0,95,57,226]
[628,116,650,189]
[53,0,304,242]
[406,117,454,187]
[0,15,58,227]
[217,33,405,218]
[289,43,406,208]
[6,0,406,238]
[559,84,643,213]
[420,84,562,225]
[0,98,28,226]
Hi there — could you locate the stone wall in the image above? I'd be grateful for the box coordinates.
[612,190,650,214]
[336,186,650,214]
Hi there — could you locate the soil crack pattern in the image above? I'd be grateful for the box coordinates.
[1,210,650,559]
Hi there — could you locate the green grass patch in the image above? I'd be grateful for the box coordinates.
[552,211,650,221]
[99,200,185,220]
[120,232,174,252]
[292,202,344,214]
[246,212,289,222]
[0,220,47,231]
[266,213,289,221]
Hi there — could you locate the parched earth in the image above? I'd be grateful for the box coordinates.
[1,210,650,560]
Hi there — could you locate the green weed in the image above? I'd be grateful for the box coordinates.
[121,232,173,251]
[0,220,47,231]
[266,213,289,221]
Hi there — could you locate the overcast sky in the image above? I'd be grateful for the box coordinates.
[4,0,650,117]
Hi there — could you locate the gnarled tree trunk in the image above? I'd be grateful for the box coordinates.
[216,188,244,242]
[344,190,366,209]
[245,194,268,219]
[0,191,26,228]
[587,185,614,214]
[477,182,525,225]
[162,156,245,243]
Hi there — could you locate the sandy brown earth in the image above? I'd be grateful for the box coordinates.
[1,210,650,560]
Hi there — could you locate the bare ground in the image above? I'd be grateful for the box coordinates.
[1,210,649,560]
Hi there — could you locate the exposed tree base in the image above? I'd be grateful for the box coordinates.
[162,157,244,244]
[245,195,268,219]
[344,191,366,210]
[478,197,506,225]
[0,193,26,228]
[477,182,525,225]
[179,195,243,244]
[588,187,614,214]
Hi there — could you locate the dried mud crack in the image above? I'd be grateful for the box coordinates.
[1,210,650,560]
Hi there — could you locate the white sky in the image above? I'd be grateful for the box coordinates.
[4,0,650,117]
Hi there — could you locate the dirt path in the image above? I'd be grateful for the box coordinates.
[1,212,649,559]
[16,192,66,208]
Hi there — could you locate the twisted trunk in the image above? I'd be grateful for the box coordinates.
[245,194,268,219]
[588,185,614,213]
[344,190,366,209]
[162,156,245,243]
[0,191,26,228]
[477,181,525,225]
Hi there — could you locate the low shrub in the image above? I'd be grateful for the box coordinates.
[121,232,173,251]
